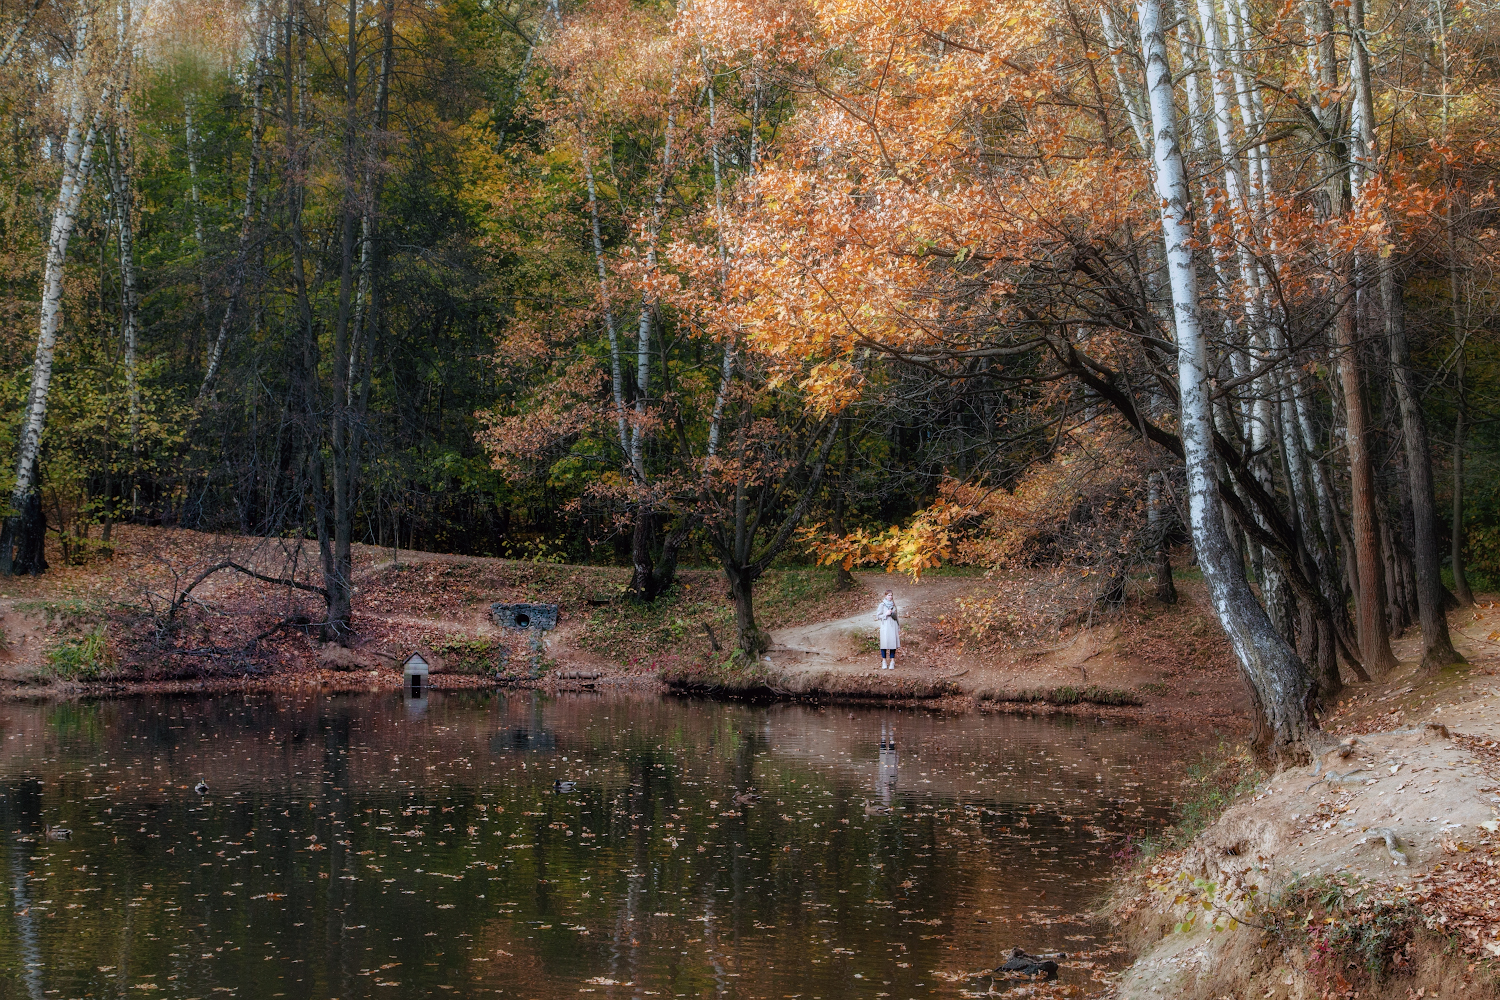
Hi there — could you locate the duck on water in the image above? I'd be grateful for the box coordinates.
[991,948,1066,980]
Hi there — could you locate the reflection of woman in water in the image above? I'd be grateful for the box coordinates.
[875,591,900,669]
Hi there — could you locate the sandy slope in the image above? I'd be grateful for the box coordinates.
[1113,602,1500,999]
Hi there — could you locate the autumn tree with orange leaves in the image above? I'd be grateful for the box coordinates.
[640,0,1500,763]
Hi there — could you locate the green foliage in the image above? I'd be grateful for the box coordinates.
[1157,872,1260,935]
[581,583,737,660]
[19,598,106,626]
[579,569,849,660]
[502,536,569,564]
[45,626,114,681]
[1047,685,1142,706]
[1466,523,1500,590]
[1173,747,1264,839]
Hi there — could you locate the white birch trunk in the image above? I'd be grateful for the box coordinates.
[581,138,630,463]
[0,0,42,68]
[629,81,677,481]
[1098,5,1151,153]
[1137,0,1315,762]
[704,60,735,458]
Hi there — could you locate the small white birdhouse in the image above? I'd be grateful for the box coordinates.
[403,652,429,697]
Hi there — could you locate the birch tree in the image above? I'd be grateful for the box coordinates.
[1135,0,1318,760]
[1,6,130,575]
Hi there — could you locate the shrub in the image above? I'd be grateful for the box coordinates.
[1263,874,1425,986]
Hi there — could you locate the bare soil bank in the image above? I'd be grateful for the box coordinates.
[694,568,1251,726]
[1106,602,1500,999]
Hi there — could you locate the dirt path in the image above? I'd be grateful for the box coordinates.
[758,571,1249,724]
[766,572,975,671]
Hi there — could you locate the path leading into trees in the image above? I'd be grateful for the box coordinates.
[765,572,977,673]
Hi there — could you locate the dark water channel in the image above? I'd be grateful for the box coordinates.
[0,693,1190,999]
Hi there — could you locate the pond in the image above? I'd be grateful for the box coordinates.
[0,693,1192,999]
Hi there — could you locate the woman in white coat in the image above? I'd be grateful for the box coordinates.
[875,591,900,669]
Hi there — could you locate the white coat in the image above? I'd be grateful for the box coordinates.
[875,599,900,650]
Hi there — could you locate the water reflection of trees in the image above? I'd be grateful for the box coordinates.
[0,694,1187,997]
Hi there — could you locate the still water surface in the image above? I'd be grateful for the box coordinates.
[0,693,1189,999]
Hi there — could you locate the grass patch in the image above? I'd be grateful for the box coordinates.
[431,634,504,674]
[44,626,114,681]
[1130,743,1263,860]
[18,597,105,625]
[753,569,852,623]
[579,573,735,661]
[659,650,783,695]
[983,685,1144,706]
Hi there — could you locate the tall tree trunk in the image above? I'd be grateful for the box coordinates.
[830,485,855,591]
[717,419,840,657]
[1148,472,1176,603]
[316,0,370,642]
[2,32,111,575]
[580,140,629,461]
[1137,0,1318,765]
[1452,374,1473,605]
[106,114,140,474]
[184,96,213,333]
[1346,0,1461,669]
[725,562,766,660]
[345,0,393,403]
[1334,277,1398,673]
[284,0,328,630]
[829,420,856,590]
[1438,0,1473,608]
[626,88,678,599]
[703,59,737,459]
[0,0,43,68]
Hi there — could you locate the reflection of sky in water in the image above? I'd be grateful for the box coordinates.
[0,693,1191,999]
